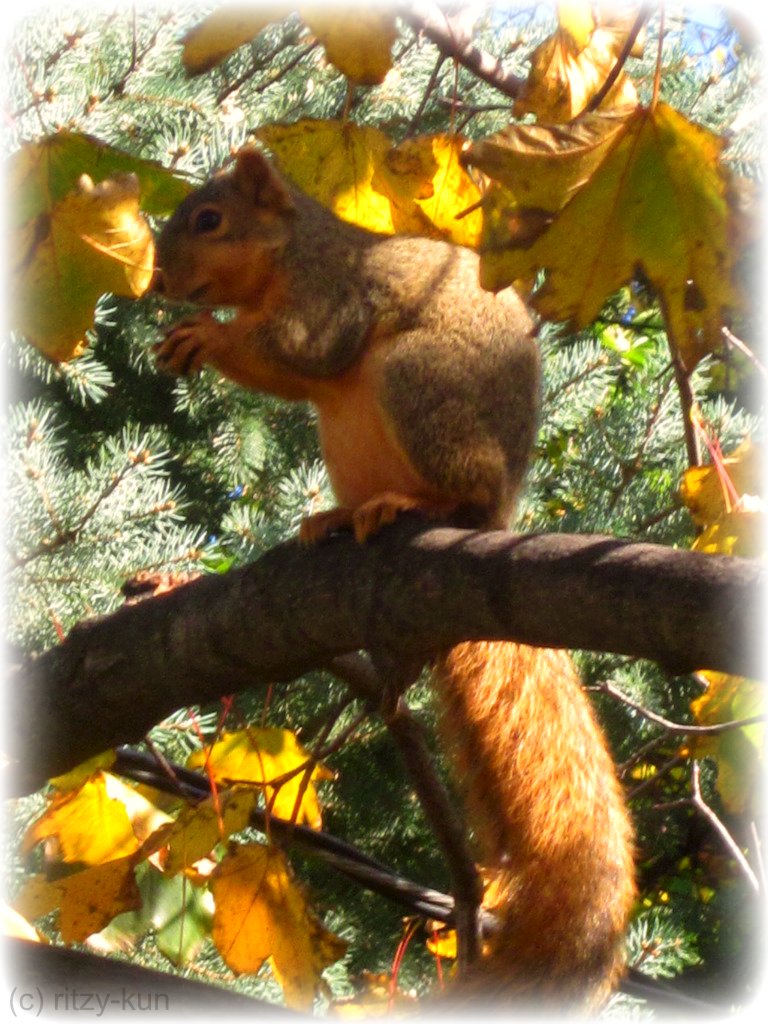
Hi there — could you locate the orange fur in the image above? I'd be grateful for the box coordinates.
[436,642,635,1008]
[154,148,636,1009]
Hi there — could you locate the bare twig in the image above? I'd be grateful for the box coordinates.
[657,762,760,893]
[383,689,482,973]
[405,52,448,138]
[651,5,665,111]
[722,326,767,378]
[671,351,702,467]
[593,679,766,736]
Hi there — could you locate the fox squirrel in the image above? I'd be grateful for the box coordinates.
[152,147,635,1008]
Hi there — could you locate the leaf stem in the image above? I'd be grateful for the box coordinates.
[650,5,665,111]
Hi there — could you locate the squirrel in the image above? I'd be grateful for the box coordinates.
[151,146,636,1009]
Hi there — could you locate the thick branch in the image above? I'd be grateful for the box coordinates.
[397,1,525,99]
[10,522,763,794]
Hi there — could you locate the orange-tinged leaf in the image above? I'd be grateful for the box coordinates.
[182,6,291,74]
[49,751,116,791]
[382,135,483,247]
[161,786,260,874]
[187,728,330,828]
[302,7,398,85]
[12,172,154,361]
[557,0,596,50]
[15,856,141,943]
[24,773,140,866]
[211,843,346,1009]
[476,104,743,369]
[514,17,637,121]
[258,119,396,234]
[690,673,763,814]
[330,970,416,1016]
[680,439,764,553]
[466,111,628,215]
[426,927,457,959]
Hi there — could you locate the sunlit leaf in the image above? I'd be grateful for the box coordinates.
[182,6,290,74]
[211,843,346,1008]
[15,856,141,943]
[471,104,744,369]
[258,119,396,234]
[187,728,331,828]
[382,135,483,246]
[161,786,259,874]
[12,172,154,361]
[514,11,637,121]
[24,773,141,866]
[302,6,398,85]
[690,674,764,814]
[680,440,764,556]
[49,751,116,792]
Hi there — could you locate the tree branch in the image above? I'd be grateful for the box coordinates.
[396,1,525,100]
[9,521,763,794]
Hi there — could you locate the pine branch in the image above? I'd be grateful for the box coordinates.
[9,520,762,794]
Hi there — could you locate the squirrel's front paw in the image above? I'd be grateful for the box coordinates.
[154,312,221,376]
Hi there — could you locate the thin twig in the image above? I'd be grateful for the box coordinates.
[671,351,702,467]
[593,679,766,736]
[651,5,665,110]
[382,688,482,974]
[722,326,767,378]
[405,52,447,138]
[627,754,686,800]
[689,762,759,892]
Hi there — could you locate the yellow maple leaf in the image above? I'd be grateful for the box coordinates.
[514,10,637,121]
[23,773,142,866]
[211,843,346,1009]
[680,440,764,556]
[330,970,417,1016]
[161,786,259,874]
[426,927,457,959]
[15,856,141,943]
[558,0,596,49]
[187,728,331,829]
[382,135,483,247]
[302,6,398,86]
[49,751,116,791]
[182,6,291,74]
[258,120,396,234]
[690,673,763,814]
[473,104,743,369]
[12,172,154,361]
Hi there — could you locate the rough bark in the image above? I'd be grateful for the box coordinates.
[9,521,763,795]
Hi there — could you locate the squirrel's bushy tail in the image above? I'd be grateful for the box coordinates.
[434,641,635,1009]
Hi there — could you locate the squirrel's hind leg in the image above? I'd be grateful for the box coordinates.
[300,493,456,545]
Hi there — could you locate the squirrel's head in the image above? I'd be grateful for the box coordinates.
[151,147,296,309]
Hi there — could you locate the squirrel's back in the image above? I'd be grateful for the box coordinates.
[153,149,635,1008]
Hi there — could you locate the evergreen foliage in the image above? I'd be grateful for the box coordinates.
[4,3,763,1014]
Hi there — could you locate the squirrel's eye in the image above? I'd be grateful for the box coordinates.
[192,208,222,234]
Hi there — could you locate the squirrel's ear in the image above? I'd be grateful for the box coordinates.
[232,147,295,215]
